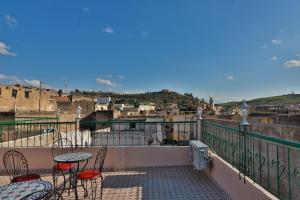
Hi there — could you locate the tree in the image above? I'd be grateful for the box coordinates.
[58,89,63,97]
[75,89,80,93]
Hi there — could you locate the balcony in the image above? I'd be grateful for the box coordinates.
[0,119,280,200]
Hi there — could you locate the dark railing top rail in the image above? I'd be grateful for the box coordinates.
[80,120,197,125]
[0,120,197,126]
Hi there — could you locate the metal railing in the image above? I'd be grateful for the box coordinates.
[0,120,197,147]
[202,120,300,200]
[0,116,59,124]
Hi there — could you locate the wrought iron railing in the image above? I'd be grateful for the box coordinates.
[0,116,59,124]
[202,120,300,200]
[0,120,197,147]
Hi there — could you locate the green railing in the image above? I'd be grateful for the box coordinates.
[0,117,60,145]
[0,116,59,124]
[0,120,197,147]
[202,120,300,200]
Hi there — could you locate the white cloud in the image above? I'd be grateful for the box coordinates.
[261,44,268,48]
[0,74,53,88]
[0,74,20,83]
[0,41,16,56]
[283,60,300,68]
[4,15,17,27]
[24,79,40,87]
[82,7,89,13]
[141,30,149,37]
[271,56,278,61]
[226,75,235,80]
[271,39,282,45]
[96,78,120,87]
[103,26,114,34]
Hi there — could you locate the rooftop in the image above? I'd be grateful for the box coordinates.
[0,166,227,200]
[0,119,281,200]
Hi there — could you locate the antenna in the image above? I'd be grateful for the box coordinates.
[64,84,69,94]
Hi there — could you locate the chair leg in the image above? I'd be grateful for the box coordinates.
[81,180,88,197]
[91,179,97,200]
[100,176,104,200]
[52,170,57,189]
[68,174,71,196]
[52,170,65,197]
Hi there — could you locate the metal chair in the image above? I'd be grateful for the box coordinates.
[77,146,107,200]
[51,138,74,194]
[3,150,41,183]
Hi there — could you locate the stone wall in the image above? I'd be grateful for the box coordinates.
[57,99,95,115]
[0,85,57,112]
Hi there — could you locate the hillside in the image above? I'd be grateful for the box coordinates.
[70,89,200,108]
[220,94,300,107]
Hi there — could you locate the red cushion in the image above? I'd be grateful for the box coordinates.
[12,174,40,182]
[53,163,74,171]
[77,170,100,180]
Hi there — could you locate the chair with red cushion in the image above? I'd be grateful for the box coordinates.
[77,146,107,200]
[3,150,41,183]
[51,138,74,193]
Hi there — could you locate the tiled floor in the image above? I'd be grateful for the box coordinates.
[0,166,228,200]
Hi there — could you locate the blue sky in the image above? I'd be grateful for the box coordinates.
[0,0,300,103]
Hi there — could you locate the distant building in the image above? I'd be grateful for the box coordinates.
[95,97,111,111]
[111,117,164,144]
[139,105,155,112]
[165,103,178,110]
[80,110,114,131]
[96,97,111,104]
[0,84,57,113]
[113,104,125,111]
[123,106,139,116]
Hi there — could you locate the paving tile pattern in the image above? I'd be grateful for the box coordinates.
[0,166,228,200]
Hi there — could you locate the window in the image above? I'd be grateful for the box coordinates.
[12,89,17,98]
[130,122,136,129]
[25,91,30,98]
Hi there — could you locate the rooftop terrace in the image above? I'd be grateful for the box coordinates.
[0,118,283,200]
[0,166,228,200]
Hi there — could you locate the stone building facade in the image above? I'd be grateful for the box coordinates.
[0,84,57,112]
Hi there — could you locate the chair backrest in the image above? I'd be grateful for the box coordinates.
[47,128,62,145]
[93,146,107,172]
[51,138,74,158]
[3,150,29,182]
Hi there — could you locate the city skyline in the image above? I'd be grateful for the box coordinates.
[1,0,300,103]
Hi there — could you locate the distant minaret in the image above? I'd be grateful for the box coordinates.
[209,97,214,110]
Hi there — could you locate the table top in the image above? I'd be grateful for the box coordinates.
[0,180,53,200]
[54,152,92,163]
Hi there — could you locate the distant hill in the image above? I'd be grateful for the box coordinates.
[70,89,200,108]
[220,94,300,107]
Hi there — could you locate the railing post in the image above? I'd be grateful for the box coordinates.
[239,123,251,183]
[75,118,80,147]
[196,118,202,141]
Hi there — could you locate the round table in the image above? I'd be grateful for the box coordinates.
[54,152,92,163]
[54,152,92,199]
[0,180,53,200]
